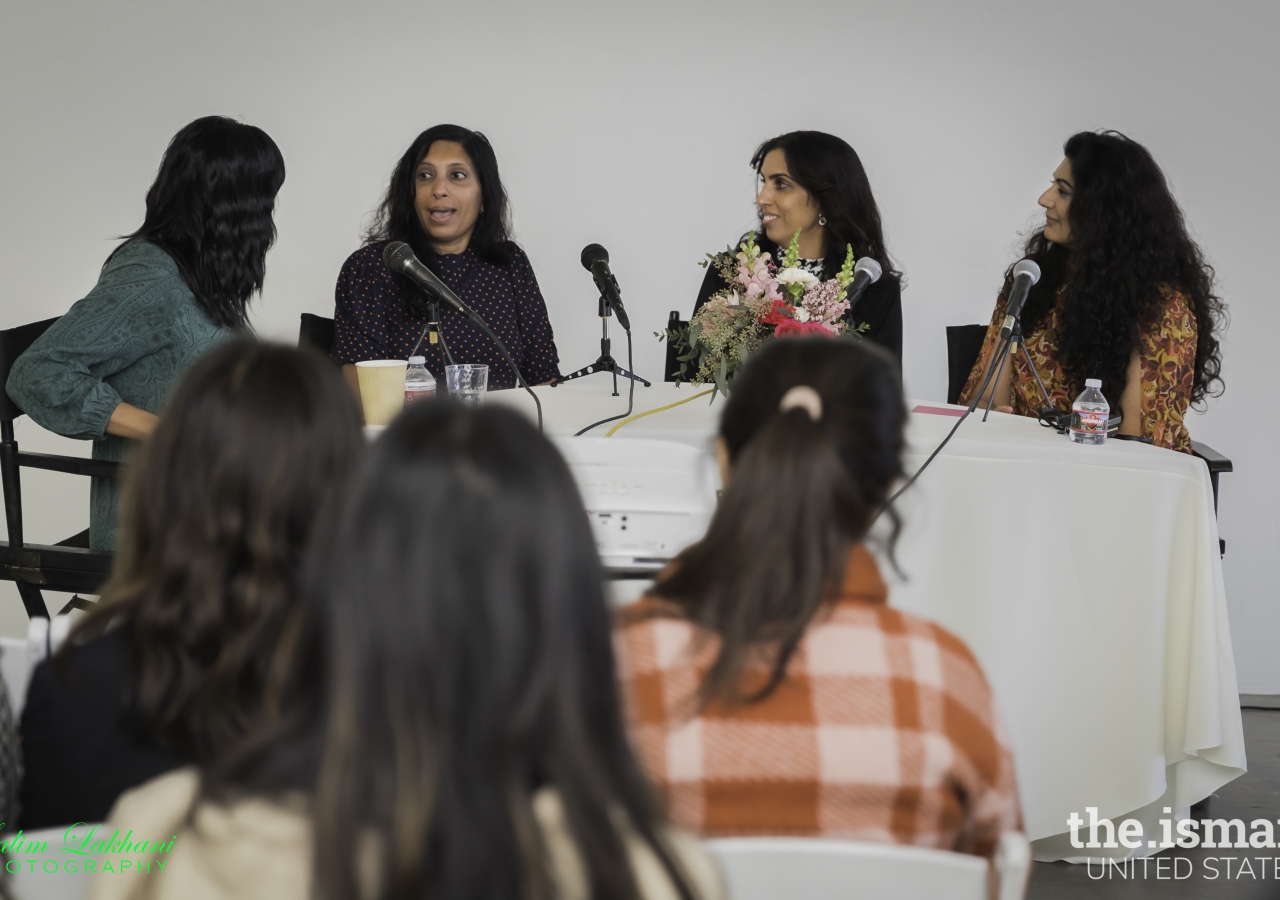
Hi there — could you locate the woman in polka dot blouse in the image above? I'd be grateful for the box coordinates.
[332,124,561,392]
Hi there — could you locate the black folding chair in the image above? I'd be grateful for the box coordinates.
[1,319,118,618]
[946,323,1233,554]
[299,313,337,359]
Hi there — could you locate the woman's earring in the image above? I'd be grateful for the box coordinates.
[818,214,827,227]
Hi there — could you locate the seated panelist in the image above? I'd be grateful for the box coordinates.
[960,131,1225,452]
[615,337,1021,856]
[333,125,561,393]
[5,116,285,549]
[693,131,903,365]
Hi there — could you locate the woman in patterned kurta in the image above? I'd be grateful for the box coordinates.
[334,125,559,392]
[6,117,283,548]
[960,285,1198,452]
[959,131,1224,454]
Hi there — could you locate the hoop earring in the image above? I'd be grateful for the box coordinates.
[818,214,827,227]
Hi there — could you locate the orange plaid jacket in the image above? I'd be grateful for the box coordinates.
[614,546,1022,857]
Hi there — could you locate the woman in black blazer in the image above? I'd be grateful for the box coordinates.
[693,131,902,366]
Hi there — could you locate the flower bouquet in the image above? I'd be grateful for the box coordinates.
[662,230,868,395]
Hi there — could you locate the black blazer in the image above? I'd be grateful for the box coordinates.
[19,627,184,829]
[692,233,903,368]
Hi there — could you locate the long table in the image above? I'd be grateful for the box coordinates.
[486,380,1245,861]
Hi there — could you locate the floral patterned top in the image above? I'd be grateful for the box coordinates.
[958,286,1198,453]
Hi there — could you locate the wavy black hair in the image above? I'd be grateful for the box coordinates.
[652,337,906,707]
[365,124,515,271]
[1017,130,1225,407]
[63,339,363,762]
[208,403,699,900]
[118,116,285,329]
[751,130,896,280]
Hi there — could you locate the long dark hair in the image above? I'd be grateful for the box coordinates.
[63,339,363,763]
[213,403,696,900]
[653,337,906,707]
[118,116,285,329]
[751,130,895,279]
[365,124,515,272]
[1017,130,1225,407]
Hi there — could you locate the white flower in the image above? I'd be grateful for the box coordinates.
[793,306,812,323]
[776,267,820,286]
[726,291,741,307]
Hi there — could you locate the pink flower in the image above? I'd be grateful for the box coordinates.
[775,319,838,337]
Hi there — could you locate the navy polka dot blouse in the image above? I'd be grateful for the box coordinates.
[331,241,561,389]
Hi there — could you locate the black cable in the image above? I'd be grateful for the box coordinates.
[574,328,636,436]
[469,317,542,432]
[876,330,1013,518]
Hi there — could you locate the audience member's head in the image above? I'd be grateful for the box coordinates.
[223,403,696,900]
[70,338,363,761]
[653,336,907,704]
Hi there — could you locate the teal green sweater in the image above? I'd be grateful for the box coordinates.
[6,241,230,550]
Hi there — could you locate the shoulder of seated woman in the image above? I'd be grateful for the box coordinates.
[100,241,190,289]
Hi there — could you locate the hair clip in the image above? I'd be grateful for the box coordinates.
[779,385,823,421]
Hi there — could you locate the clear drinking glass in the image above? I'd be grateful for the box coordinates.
[445,364,489,406]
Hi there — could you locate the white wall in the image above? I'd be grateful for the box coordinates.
[2,0,1276,688]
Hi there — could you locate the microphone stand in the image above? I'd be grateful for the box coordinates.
[552,290,650,395]
[981,320,1054,421]
[877,308,1053,515]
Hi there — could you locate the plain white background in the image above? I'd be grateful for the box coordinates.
[1,0,1276,689]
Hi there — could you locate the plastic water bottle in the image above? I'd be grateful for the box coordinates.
[1069,379,1109,445]
[403,356,436,407]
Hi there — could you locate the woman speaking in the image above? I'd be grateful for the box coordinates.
[693,131,902,364]
[332,125,561,392]
[6,117,285,549]
[960,131,1225,452]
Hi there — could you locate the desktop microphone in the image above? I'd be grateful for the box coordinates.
[382,242,544,429]
[845,257,883,307]
[383,242,487,329]
[1000,259,1042,340]
[580,244,631,332]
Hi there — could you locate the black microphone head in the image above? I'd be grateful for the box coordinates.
[384,241,415,273]
[581,243,609,270]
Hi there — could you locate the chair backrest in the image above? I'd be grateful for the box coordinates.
[946,324,989,405]
[663,310,688,383]
[299,313,337,359]
[0,317,59,422]
[707,834,1030,900]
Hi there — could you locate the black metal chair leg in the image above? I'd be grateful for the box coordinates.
[16,581,49,619]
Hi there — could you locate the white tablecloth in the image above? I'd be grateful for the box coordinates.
[487,381,1246,861]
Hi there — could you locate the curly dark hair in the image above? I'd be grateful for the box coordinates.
[751,130,895,279]
[118,116,285,329]
[1017,131,1225,407]
[62,339,364,762]
[365,124,515,273]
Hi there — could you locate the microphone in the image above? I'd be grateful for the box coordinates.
[999,259,1042,339]
[381,241,544,430]
[383,242,487,329]
[580,244,631,332]
[845,257,883,307]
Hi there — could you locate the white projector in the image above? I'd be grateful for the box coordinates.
[553,437,720,572]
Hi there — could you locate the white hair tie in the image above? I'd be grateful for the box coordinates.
[779,385,823,421]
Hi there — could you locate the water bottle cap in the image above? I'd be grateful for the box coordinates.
[408,356,426,365]
[1085,378,1101,388]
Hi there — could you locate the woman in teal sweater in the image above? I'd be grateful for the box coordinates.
[6,116,285,549]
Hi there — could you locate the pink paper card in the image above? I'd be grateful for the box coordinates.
[912,404,967,418]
